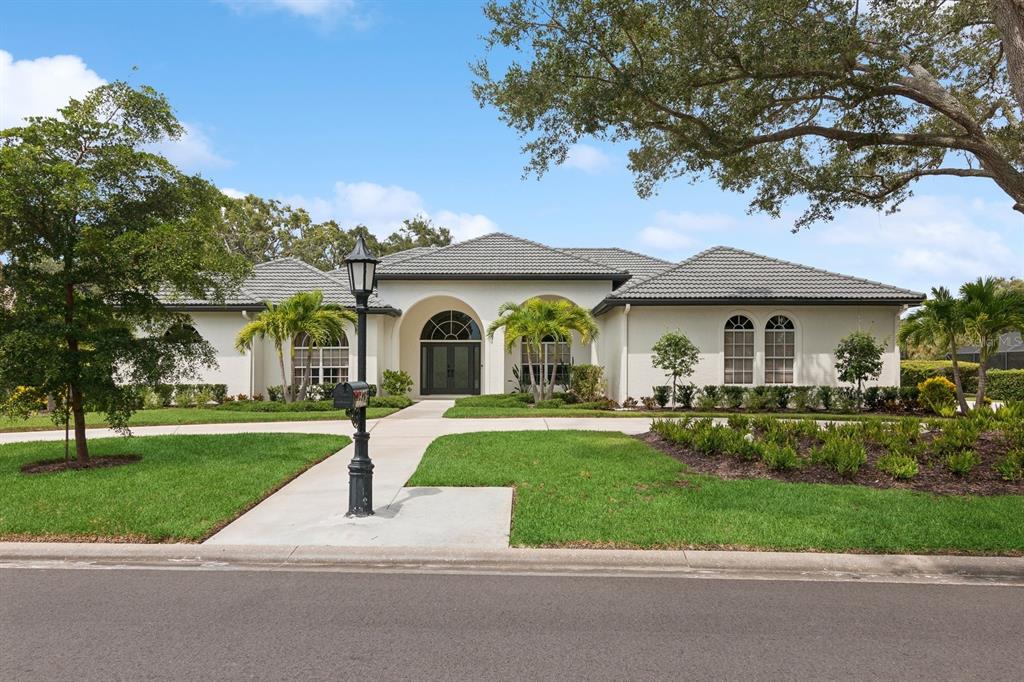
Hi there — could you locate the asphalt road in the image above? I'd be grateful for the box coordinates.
[2,567,1022,681]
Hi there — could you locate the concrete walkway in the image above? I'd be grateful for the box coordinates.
[204,400,651,548]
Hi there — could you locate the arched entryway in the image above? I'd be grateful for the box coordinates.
[419,310,482,395]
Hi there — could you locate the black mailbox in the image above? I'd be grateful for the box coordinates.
[333,381,371,410]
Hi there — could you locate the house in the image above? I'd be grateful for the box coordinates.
[161,232,924,400]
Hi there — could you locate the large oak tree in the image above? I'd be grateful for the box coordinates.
[0,83,250,464]
[474,0,1024,228]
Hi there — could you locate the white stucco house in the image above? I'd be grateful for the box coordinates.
[161,232,924,401]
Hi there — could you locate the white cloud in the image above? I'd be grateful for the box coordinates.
[220,187,247,199]
[220,0,363,24]
[814,194,1020,291]
[0,50,104,128]
[563,143,611,174]
[0,49,229,171]
[283,180,498,241]
[639,209,736,250]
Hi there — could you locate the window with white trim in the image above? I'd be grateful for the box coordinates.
[724,315,754,384]
[522,335,571,386]
[764,315,795,384]
[293,333,349,385]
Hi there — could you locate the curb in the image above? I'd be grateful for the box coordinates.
[1,543,1022,585]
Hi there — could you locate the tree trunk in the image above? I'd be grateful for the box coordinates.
[69,383,88,465]
[277,349,291,403]
[298,344,314,401]
[948,341,972,414]
[991,0,1024,114]
[976,348,990,407]
[524,343,539,399]
[670,376,678,408]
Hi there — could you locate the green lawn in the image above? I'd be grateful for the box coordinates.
[0,433,350,542]
[408,431,1024,554]
[443,405,911,421]
[0,406,398,433]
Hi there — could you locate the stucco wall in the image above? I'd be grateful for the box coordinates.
[185,311,253,397]
[610,304,902,401]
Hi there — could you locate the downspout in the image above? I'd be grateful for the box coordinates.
[242,310,254,398]
[622,304,630,402]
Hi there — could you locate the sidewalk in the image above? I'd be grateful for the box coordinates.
[205,400,651,548]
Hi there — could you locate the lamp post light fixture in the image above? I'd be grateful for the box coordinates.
[343,234,380,517]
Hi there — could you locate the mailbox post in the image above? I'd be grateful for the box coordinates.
[340,235,380,517]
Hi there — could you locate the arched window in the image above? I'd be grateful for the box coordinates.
[764,315,795,384]
[420,311,481,341]
[163,323,201,343]
[293,332,349,386]
[522,335,571,386]
[724,315,754,384]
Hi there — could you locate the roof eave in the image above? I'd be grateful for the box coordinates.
[378,273,629,283]
[593,295,926,315]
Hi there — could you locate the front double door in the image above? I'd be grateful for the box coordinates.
[421,342,481,395]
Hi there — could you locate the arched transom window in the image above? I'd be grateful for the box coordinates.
[420,311,482,341]
[764,315,795,384]
[293,332,349,385]
[724,315,754,384]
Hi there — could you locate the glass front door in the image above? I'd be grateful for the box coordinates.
[421,343,480,395]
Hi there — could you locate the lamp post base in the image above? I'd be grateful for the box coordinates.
[346,425,374,516]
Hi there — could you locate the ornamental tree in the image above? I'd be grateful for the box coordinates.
[0,82,250,464]
[650,330,700,407]
[834,330,886,401]
[474,0,1024,228]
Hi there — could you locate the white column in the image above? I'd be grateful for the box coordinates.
[484,324,505,394]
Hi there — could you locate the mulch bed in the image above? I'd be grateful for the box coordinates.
[639,431,1024,496]
[20,454,142,475]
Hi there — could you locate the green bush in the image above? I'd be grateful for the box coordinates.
[652,385,671,407]
[155,384,175,407]
[812,437,867,478]
[900,360,980,390]
[722,385,745,409]
[369,395,413,409]
[651,417,695,446]
[986,370,1024,402]
[174,384,198,407]
[194,386,215,407]
[693,424,733,456]
[945,449,981,476]
[863,386,883,411]
[216,400,337,412]
[569,364,605,402]
[876,453,919,480]
[790,386,816,411]
[381,369,414,397]
[761,442,801,471]
[743,386,773,411]
[456,394,532,408]
[834,387,860,413]
[535,398,565,409]
[994,449,1024,482]
[267,385,284,402]
[918,376,957,415]
[769,386,791,410]
[898,386,920,411]
[697,386,720,410]
[816,386,834,411]
[932,419,982,458]
[726,414,750,431]
[674,383,697,409]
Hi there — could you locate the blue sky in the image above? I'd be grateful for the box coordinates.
[2,0,1021,294]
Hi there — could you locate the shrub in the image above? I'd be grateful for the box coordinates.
[369,395,413,409]
[945,450,981,476]
[536,398,565,409]
[834,387,861,413]
[723,429,761,461]
[986,370,1024,402]
[216,400,336,412]
[743,385,773,411]
[381,369,414,397]
[769,386,791,410]
[693,424,732,456]
[267,385,284,402]
[900,360,980,390]
[457,394,531,408]
[139,387,164,410]
[640,396,658,410]
[194,386,215,407]
[898,386,920,411]
[174,384,198,407]
[569,364,605,402]
[722,385,745,409]
[879,386,901,411]
[761,442,801,471]
[932,419,982,458]
[726,414,750,431]
[863,386,883,411]
[876,453,919,480]
[622,396,638,409]
[790,386,816,411]
[816,386,834,411]
[674,383,697,409]
[234,393,249,402]
[696,386,720,410]
[918,376,957,415]
[210,384,228,403]
[155,384,175,407]
[652,385,671,407]
[812,437,867,478]
[994,449,1024,482]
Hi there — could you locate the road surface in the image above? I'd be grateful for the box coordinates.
[2,566,1021,680]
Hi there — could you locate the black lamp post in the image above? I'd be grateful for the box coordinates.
[343,234,380,517]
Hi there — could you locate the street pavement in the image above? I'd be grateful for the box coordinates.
[2,565,1022,681]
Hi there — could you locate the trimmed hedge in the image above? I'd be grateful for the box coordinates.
[215,395,412,412]
[900,360,1024,401]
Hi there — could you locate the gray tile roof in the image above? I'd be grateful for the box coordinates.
[376,232,630,281]
[561,247,673,280]
[600,246,925,308]
[162,257,397,313]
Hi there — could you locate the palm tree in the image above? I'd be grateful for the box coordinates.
[487,298,598,400]
[960,278,1024,405]
[235,291,355,403]
[285,291,355,401]
[898,287,971,414]
[235,300,295,402]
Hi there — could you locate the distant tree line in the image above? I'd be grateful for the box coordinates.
[217,194,453,270]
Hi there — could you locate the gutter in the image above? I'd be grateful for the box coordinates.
[594,296,926,315]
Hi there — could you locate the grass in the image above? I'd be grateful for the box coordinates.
[407,431,1024,554]
[0,406,399,433]
[0,433,350,542]
[443,405,912,421]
